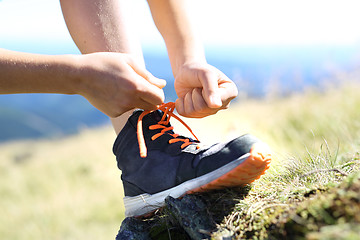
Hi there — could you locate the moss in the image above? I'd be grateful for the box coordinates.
[269,172,360,239]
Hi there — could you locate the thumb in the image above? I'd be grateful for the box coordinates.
[128,58,166,89]
[146,75,167,89]
[200,70,222,108]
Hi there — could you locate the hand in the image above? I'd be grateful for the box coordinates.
[174,62,238,118]
[77,52,166,118]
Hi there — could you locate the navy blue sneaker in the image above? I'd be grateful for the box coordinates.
[113,102,271,217]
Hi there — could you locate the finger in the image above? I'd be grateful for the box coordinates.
[183,91,195,116]
[116,89,160,113]
[192,88,216,116]
[199,69,223,108]
[146,76,167,89]
[175,97,185,116]
[128,58,167,89]
[127,73,165,107]
[135,98,161,111]
[139,80,165,106]
[218,81,238,106]
[182,89,213,118]
[176,97,204,118]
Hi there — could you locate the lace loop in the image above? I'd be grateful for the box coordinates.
[137,102,199,158]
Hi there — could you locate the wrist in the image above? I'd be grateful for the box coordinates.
[70,54,95,97]
[173,58,208,80]
[173,53,207,78]
[164,38,206,78]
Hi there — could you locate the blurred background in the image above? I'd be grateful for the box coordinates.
[1,0,360,239]
[1,0,360,142]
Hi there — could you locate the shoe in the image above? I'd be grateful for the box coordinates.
[113,102,271,217]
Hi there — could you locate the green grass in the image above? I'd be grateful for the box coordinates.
[1,81,360,239]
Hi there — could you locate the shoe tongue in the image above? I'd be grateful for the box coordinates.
[130,109,171,128]
[151,110,164,123]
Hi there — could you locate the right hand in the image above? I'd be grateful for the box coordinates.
[76,52,166,118]
[174,62,238,118]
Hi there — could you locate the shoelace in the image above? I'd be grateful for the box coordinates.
[137,102,200,158]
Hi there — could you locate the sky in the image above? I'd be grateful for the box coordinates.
[1,0,360,52]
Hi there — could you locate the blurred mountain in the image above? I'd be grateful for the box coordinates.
[0,94,108,141]
[0,45,359,142]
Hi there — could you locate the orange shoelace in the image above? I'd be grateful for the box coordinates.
[137,102,200,158]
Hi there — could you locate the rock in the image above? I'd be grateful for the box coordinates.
[115,193,232,239]
[165,195,216,240]
[115,217,152,240]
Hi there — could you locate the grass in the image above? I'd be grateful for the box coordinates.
[0,127,125,240]
[1,80,360,239]
[153,80,360,239]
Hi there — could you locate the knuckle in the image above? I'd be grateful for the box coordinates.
[193,102,206,113]
[197,69,209,80]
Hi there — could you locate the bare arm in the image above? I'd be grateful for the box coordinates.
[60,0,142,58]
[0,0,167,120]
[0,48,80,95]
[147,0,206,75]
[147,0,238,118]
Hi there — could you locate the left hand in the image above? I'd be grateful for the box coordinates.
[174,62,238,118]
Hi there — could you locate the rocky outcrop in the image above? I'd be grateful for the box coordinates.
[116,187,251,240]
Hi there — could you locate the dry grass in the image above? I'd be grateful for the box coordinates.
[0,126,124,240]
[153,81,360,239]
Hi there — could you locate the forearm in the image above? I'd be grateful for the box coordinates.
[0,48,81,95]
[60,0,143,62]
[147,0,206,76]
